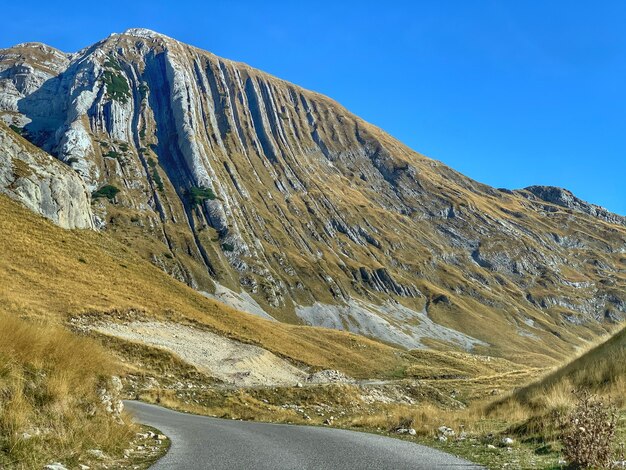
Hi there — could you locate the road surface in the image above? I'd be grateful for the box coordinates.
[125,401,483,469]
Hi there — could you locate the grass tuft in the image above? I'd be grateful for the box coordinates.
[0,313,134,468]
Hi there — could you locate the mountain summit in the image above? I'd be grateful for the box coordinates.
[1,29,624,363]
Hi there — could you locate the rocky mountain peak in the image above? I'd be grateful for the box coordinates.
[524,185,583,207]
[120,28,172,40]
[6,42,67,56]
[0,122,94,229]
[520,185,625,226]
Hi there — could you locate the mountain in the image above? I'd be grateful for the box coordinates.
[0,192,404,378]
[1,28,625,364]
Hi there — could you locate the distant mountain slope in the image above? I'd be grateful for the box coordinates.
[1,29,625,363]
[0,193,411,378]
[1,192,536,383]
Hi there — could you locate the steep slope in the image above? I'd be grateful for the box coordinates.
[1,29,625,363]
[1,191,541,385]
[2,192,549,467]
[0,312,134,468]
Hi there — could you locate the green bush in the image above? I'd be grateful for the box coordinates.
[9,124,23,135]
[152,169,164,192]
[102,70,130,104]
[92,185,120,200]
[103,55,122,71]
[104,150,121,159]
[187,186,216,207]
[145,158,164,191]
[221,243,235,252]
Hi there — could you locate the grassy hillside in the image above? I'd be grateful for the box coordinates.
[14,192,621,468]
[5,32,625,370]
[491,324,626,424]
[0,193,523,381]
[0,194,408,378]
[523,324,625,397]
[328,328,625,469]
[0,312,133,468]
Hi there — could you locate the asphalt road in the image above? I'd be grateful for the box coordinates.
[125,401,483,469]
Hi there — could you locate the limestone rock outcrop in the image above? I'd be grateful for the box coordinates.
[0,123,93,229]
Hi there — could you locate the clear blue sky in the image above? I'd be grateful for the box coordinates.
[2,1,625,214]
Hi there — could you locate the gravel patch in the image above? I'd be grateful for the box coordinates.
[93,321,308,387]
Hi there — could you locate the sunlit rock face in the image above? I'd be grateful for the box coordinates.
[0,122,93,229]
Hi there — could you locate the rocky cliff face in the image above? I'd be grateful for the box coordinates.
[0,122,93,229]
[1,29,624,362]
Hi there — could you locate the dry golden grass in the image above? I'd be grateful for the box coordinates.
[8,191,621,467]
[346,402,490,436]
[0,312,134,469]
[332,326,626,458]
[485,325,626,439]
[0,194,543,437]
[406,349,532,379]
[136,388,304,424]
